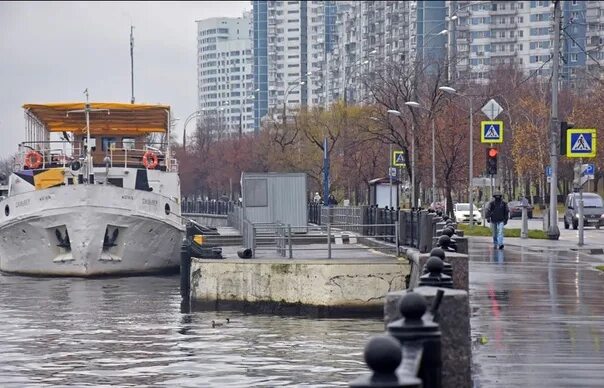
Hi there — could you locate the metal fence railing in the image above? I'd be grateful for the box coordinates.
[240,221,400,259]
[234,204,443,256]
[181,200,235,215]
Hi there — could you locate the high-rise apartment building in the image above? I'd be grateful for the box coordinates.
[196,14,254,135]
[249,0,604,120]
[252,0,343,132]
[451,0,589,82]
[325,1,447,105]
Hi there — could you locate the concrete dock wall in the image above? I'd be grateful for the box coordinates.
[190,258,410,313]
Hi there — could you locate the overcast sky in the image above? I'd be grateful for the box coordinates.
[0,1,249,158]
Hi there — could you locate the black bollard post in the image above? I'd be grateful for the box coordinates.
[180,238,191,300]
[429,247,452,277]
[437,235,457,253]
[388,292,442,388]
[349,335,421,388]
[419,257,453,288]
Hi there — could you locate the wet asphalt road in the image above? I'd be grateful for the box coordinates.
[470,240,604,387]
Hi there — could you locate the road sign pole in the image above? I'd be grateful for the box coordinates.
[579,158,584,246]
[547,0,561,240]
[389,143,393,209]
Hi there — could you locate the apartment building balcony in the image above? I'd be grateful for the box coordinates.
[490,50,516,57]
[490,22,517,29]
[490,9,518,16]
[491,36,517,44]
[587,8,599,18]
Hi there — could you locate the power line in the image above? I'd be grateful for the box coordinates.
[562,28,603,69]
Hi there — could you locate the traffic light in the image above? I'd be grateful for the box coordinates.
[560,121,575,155]
[486,147,498,175]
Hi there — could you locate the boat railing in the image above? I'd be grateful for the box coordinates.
[16,140,178,172]
[108,145,178,171]
[16,140,84,170]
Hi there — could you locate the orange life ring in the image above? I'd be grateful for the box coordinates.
[24,150,43,169]
[142,151,158,169]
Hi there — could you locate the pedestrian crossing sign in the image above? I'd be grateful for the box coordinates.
[567,129,596,158]
[392,150,406,167]
[480,121,503,143]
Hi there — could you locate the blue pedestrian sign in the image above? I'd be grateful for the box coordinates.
[545,166,552,177]
[480,121,503,143]
[567,128,597,158]
[392,150,406,167]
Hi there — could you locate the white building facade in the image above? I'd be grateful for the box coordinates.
[196,15,255,135]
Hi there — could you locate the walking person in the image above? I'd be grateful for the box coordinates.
[485,191,509,250]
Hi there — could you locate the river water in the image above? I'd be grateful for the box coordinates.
[0,274,384,387]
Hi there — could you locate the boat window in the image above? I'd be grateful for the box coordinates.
[102,137,117,151]
[123,138,136,150]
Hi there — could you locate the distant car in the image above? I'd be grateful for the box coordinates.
[454,203,482,224]
[564,192,604,230]
[508,201,533,219]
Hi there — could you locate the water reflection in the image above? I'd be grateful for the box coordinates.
[0,274,383,387]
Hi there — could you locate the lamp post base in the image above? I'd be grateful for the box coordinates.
[547,225,560,240]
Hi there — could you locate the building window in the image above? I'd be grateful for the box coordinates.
[102,137,117,151]
[122,138,135,150]
[571,53,578,62]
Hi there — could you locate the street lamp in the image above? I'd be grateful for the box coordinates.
[405,101,437,206]
[387,108,416,209]
[278,73,312,125]
[183,110,202,153]
[439,86,475,226]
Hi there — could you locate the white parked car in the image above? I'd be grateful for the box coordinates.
[454,203,482,224]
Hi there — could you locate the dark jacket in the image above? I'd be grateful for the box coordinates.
[486,199,509,223]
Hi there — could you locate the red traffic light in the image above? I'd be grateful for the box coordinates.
[488,148,498,158]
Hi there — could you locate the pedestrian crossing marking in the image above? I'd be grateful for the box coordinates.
[566,129,597,158]
[571,134,591,151]
[480,121,504,143]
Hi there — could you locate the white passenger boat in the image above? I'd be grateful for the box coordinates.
[0,99,185,276]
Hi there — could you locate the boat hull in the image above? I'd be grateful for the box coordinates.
[0,185,185,276]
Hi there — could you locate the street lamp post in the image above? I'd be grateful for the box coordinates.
[439,86,474,226]
[183,110,202,153]
[387,109,415,209]
[405,101,437,206]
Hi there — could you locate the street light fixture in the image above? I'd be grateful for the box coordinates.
[438,85,475,226]
[405,101,437,206]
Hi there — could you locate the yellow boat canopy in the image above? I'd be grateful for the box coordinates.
[22,102,171,135]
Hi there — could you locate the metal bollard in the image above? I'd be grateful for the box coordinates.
[180,239,191,300]
[521,206,528,239]
[428,247,452,277]
[349,335,422,388]
[419,257,453,288]
[437,235,457,253]
[388,292,442,388]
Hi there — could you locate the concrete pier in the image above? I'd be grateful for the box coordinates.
[189,245,410,316]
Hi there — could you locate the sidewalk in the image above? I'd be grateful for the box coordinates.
[468,237,604,387]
